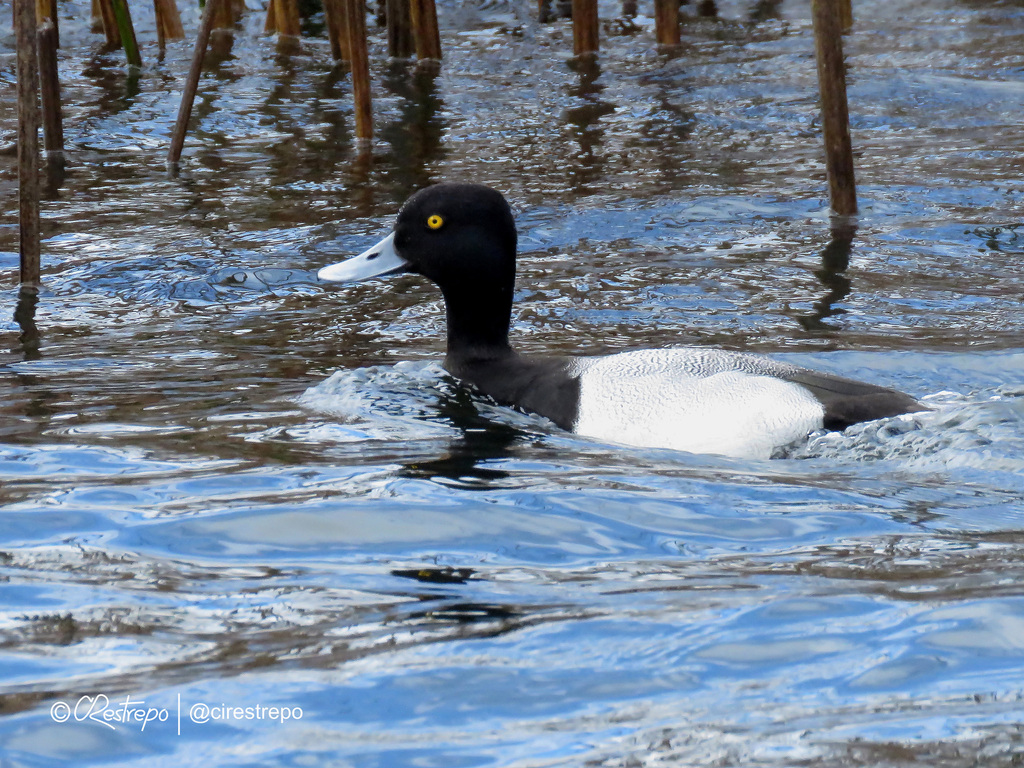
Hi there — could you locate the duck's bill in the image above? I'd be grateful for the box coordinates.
[318,232,409,283]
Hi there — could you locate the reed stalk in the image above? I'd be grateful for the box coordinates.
[324,0,351,61]
[838,0,852,32]
[265,0,278,32]
[387,0,413,58]
[654,0,679,45]
[15,0,41,286]
[91,0,104,33]
[96,0,122,47]
[812,0,857,215]
[571,0,598,56]
[154,0,186,47]
[168,0,224,164]
[110,0,142,65]
[35,0,59,47]
[37,20,64,155]
[410,0,440,61]
[272,0,301,37]
[345,0,373,139]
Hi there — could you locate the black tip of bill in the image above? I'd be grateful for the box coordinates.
[318,232,409,283]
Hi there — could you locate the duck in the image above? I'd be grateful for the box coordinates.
[317,182,923,459]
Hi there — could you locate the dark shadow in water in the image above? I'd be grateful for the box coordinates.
[312,65,353,169]
[299,0,327,35]
[972,224,1023,252]
[632,70,697,187]
[697,0,719,17]
[4,291,64,429]
[797,223,856,333]
[264,54,306,187]
[208,28,238,60]
[348,144,376,216]
[42,153,66,199]
[380,60,446,200]
[398,386,529,487]
[749,0,784,21]
[538,0,573,21]
[391,599,583,647]
[81,52,141,114]
[406,602,523,624]
[13,287,41,361]
[564,57,616,193]
[206,29,240,72]
[392,567,475,584]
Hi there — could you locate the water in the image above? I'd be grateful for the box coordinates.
[2,0,1024,763]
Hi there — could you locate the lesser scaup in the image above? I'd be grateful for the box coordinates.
[318,182,923,458]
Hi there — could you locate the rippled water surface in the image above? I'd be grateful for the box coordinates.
[2,0,1024,763]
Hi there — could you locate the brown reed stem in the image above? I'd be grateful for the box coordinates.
[654,0,679,45]
[154,0,185,46]
[265,0,278,32]
[345,0,372,140]
[812,0,857,215]
[324,0,348,60]
[168,0,224,164]
[15,0,41,286]
[571,0,598,56]
[37,20,64,155]
[273,0,301,37]
[35,0,59,47]
[386,0,413,57]
[838,0,852,32]
[410,0,440,61]
[96,0,122,47]
[213,0,236,30]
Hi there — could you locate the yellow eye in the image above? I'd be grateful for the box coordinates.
[427,214,444,230]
